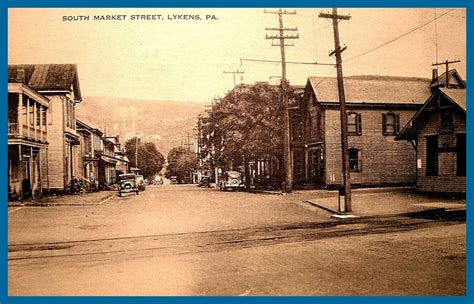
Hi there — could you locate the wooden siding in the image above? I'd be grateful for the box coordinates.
[45,96,66,190]
[416,109,466,193]
[324,108,418,186]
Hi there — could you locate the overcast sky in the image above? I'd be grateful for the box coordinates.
[8,8,466,102]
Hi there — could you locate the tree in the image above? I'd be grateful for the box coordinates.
[125,137,165,179]
[201,82,294,188]
[166,146,198,181]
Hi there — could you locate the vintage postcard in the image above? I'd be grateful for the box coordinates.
[7,7,466,296]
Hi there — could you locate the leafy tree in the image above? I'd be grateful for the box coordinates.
[125,137,165,179]
[165,146,187,178]
[201,82,293,187]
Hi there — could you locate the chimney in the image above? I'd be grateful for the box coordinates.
[432,68,438,83]
[16,68,25,83]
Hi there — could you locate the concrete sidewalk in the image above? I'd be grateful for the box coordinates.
[8,191,116,207]
[304,188,466,217]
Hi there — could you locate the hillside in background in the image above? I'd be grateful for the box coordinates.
[76,96,207,156]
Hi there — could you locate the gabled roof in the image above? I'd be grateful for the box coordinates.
[396,88,466,141]
[431,69,466,88]
[8,64,82,101]
[307,75,432,105]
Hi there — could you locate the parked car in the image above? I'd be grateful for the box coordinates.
[219,171,245,191]
[181,177,191,184]
[135,174,146,191]
[198,176,211,188]
[117,173,139,197]
[170,176,179,184]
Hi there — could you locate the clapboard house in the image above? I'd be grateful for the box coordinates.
[8,79,50,200]
[396,70,466,195]
[291,75,433,188]
[8,64,82,192]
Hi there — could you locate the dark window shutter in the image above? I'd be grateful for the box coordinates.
[382,113,387,135]
[358,149,363,172]
[357,113,362,135]
[395,114,400,134]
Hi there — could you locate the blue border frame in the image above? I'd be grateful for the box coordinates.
[2,0,471,303]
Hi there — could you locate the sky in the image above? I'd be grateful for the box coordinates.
[8,8,466,103]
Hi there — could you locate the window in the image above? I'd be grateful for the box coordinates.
[382,113,400,135]
[36,106,41,127]
[457,133,466,176]
[347,112,362,135]
[426,135,438,176]
[440,109,454,134]
[349,148,362,172]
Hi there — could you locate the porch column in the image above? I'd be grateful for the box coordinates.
[304,150,309,181]
[17,93,23,136]
[18,144,23,201]
[25,96,30,138]
[30,146,34,199]
[33,101,37,141]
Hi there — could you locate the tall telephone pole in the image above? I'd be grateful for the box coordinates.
[265,8,299,193]
[319,8,352,212]
[432,59,460,88]
[223,70,245,88]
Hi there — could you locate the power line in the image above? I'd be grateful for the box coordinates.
[345,9,454,63]
[240,58,334,66]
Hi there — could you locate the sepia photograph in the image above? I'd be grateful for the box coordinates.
[7,7,466,296]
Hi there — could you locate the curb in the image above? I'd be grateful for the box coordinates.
[8,193,116,208]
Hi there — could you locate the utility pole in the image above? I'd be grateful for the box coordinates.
[265,8,299,193]
[223,70,245,88]
[135,136,139,169]
[319,8,352,212]
[432,59,460,88]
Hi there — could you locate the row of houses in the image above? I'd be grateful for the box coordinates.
[200,68,466,195]
[8,64,130,200]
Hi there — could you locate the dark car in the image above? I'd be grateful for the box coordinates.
[219,171,245,191]
[170,176,179,184]
[117,173,139,197]
[198,176,211,188]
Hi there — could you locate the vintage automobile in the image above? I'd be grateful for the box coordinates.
[117,173,139,197]
[219,171,245,191]
[135,174,146,191]
[198,176,212,188]
[170,176,179,184]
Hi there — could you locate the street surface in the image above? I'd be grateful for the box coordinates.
[8,185,466,296]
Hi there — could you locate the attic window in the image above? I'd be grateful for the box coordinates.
[440,109,453,134]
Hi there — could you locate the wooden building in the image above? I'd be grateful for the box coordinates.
[8,64,82,192]
[292,75,433,188]
[396,87,466,194]
[76,120,103,189]
[8,80,49,200]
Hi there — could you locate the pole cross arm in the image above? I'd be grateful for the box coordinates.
[264,9,297,15]
[432,59,461,66]
[318,12,352,20]
[329,45,348,57]
[265,27,298,31]
[265,34,299,39]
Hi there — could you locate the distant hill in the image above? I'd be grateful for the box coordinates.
[76,96,206,156]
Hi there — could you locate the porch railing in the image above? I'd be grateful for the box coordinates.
[8,123,19,135]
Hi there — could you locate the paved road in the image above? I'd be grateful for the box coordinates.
[8,185,466,296]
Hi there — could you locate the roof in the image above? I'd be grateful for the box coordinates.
[8,64,82,100]
[431,69,466,88]
[396,88,466,141]
[307,75,432,105]
[440,88,466,111]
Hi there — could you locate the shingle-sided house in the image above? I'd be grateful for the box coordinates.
[8,64,82,192]
[396,87,466,195]
[292,75,433,188]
